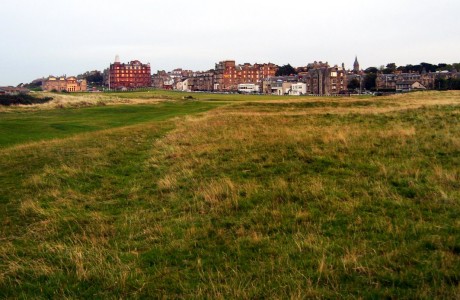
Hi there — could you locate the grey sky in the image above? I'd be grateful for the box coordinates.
[1,0,459,85]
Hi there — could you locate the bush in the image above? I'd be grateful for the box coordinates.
[0,94,53,106]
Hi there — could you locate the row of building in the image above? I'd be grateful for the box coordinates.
[375,70,456,91]
[6,76,87,94]
[153,60,349,95]
[40,55,151,92]
[39,56,460,95]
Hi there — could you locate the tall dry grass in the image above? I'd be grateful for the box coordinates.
[0,91,169,111]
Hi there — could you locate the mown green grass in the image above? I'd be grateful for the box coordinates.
[1,92,459,298]
[0,101,223,148]
[102,89,347,102]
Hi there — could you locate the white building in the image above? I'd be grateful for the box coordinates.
[238,83,260,93]
[176,79,192,92]
[289,83,307,96]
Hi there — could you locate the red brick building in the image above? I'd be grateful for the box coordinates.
[214,60,278,91]
[109,57,151,89]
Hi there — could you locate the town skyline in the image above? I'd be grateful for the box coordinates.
[1,0,459,86]
[4,55,460,88]
[31,58,457,96]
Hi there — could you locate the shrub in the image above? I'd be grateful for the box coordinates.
[0,94,53,106]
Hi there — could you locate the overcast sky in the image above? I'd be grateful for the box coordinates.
[1,0,459,85]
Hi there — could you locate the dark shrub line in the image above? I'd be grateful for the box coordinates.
[0,94,53,106]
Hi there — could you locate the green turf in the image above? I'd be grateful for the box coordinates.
[102,88,350,101]
[0,101,222,148]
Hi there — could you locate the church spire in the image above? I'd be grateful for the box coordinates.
[353,56,360,73]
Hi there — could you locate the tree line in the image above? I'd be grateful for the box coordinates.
[78,71,104,85]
